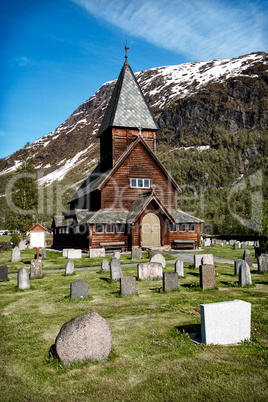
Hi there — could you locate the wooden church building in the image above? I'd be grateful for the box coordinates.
[52,59,203,251]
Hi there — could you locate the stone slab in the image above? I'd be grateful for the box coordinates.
[65,259,74,275]
[131,248,142,260]
[199,264,216,290]
[110,257,123,280]
[12,246,21,262]
[18,240,26,251]
[201,254,214,265]
[0,265,8,281]
[150,253,166,268]
[67,249,81,259]
[258,255,268,272]
[200,299,251,345]
[148,249,162,259]
[101,259,109,271]
[30,259,42,279]
[17,267,30,289]
[89,248,105,258]
[239,261,252,286]
[120,276,136,296]
[175,258,184,277]
[243,252,252,266]
[113,251,121,260]
[194,254,205,268]
[70,280,88,299]
[234,241,241,249]
[163,272,178,292]
[62,248,74,257]
[137,262,163,280]
[234,259,244,275]
[55,312,113,364]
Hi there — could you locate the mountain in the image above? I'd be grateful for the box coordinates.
[0,51,267,234]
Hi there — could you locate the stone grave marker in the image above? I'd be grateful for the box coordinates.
[110,257,123,280]
[258,254,268,272]
[234,241,241,249]
[174,258,184,277]
[70,280,89,299]
[30,259,42,279]
[62,249,73,257]
[18,240,26,251]
[131,248,142,260]
[150,253,166,268]
[199,264,216,290]
[101,259,109,271]
[204,238,211,247]
[89,248,105,258]
[241,242,247,249]
[40,247,46,259]
[67,249,81,259]
[0,265,8,281]
[239,261,252,286]
[194,254,205,268]
[163,272,178,292]
[202,254,214,265]
[113,251,121,260]
[65,259,74,275]
[148,249,162,259]
[137,262,162,280]
[55,312,113,364]
[234,259,244,275]
[11,246,21,262]
[229,240,236,246]
[243,251,252,266]
[200,299,251,345]
[17,267,30,289]
[120,277,136,296]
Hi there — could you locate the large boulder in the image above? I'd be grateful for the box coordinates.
[55,312,113,365]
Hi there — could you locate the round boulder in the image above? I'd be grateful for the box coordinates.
[55,312,113,364]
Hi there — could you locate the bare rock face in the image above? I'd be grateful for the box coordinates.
[55,312,113,365]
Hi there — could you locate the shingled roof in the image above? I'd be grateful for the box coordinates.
[97,60,159,137]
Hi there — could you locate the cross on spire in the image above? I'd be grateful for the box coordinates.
[125,35,129,59]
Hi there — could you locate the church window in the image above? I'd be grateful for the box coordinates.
[106,224,114,233]
[179,223,186,231]
[189,223,195,232]
[95,224,104,233]
[116,224,125,233]
[170,223,177,232]
[130,178,150,188]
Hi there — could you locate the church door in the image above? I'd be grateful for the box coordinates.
[142,213,161,247]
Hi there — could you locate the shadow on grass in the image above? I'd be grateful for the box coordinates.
[188,272,199,277]
[99,277,112,283]
[175,324,202,342]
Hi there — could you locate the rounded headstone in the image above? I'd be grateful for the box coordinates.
[65,259,74,275]
[17,267,30,289]
[30,259,42,279]
[175,258,184,277]
[55,312,113,364]
[12,246,21,262]
[18,240,26,251]
[150,253,166,268]
[101,259,109,271]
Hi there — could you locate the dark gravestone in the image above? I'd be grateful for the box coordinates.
[110,257,123,280]
[30,259,42,279]
[258,255,268,272]
[101,259,109,271]
[234,259,244,275]
[131,248,142,260]
[55,312,113,364]
[17,267,30,289]
[163,272,178,292]
[120,277,136,296]
[65,259,74,275]
[243,252,252,266]
[70,280,88,299]
[200,264,216,290]
[0,265,8,281]
[239,262,252,286]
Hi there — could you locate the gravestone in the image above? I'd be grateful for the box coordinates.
[11,246,21,262]
[229,240,236,246]
[30,259,42,279]
[243,251,252,266]
[17,267,30,289]
[201,299,251,345]
[258,255,268,272]
[201,254,214,265]
[0,265,8,281]
[241,242,247,249]
[204,238,211,247]
[113,251,120,260]
[163,272,178,292]
[131,248,142,260]
[234,259,244,275]
[175,258,184,277]
[67,249,81,259]
[89,248,105,258]
[137,262,162,280]
[18,240,26,251]
[234,241,241,249]
[239,261,252,286]
[199,264,216,290]
[70,280,88,299]
[148,249,162,259]
[40,247,46,259]
[55,312,113,364]
[62,249,73,257]
[65,259,74,275]
[120,277,136,296]
[194,254,205,268]
[110,257,123,280]
[150,253,166,268]
[101,259,109,271]
[244,249,250,254]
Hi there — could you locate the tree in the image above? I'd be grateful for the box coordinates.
[6,143,38,236]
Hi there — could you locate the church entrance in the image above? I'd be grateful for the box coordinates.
[142,213,161,247]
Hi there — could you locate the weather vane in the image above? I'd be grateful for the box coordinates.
[125,35,129,59]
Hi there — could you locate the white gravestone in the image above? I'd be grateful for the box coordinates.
[18,240,26,251]
[62,249,73,257]
[65,259,74,275]
[175,258,184,277]
[17,267,30,289]
[194,254,205,268]
[67,249,81,259]
[239,261,252,286]
[202,254,214,265]
[150,253,166,268]
[12,246,21,262]
[137,262,163,280]
[89,248,105,258]
[200,299,251,345]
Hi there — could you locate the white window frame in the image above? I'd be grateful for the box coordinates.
[116,224,125,233]
[95,224,104,233]
[130,178,150,188]
[106,224,114,233]
[179,223,186,232]
[189,223,195,232]
[170,223,177,232]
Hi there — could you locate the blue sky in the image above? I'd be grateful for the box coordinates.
[0,0,267,159]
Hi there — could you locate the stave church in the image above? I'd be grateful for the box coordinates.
[52,57,203,251]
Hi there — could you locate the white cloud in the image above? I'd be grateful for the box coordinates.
[71,0,267,60]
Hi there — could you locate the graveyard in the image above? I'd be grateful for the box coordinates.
[0,244,267,401]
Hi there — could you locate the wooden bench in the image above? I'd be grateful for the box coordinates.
[172,240,196,250]
[99,241,127,252]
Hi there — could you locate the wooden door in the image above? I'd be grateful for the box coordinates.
[142,213,161,247]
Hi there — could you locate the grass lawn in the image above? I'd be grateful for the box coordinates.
[0,251,267,401]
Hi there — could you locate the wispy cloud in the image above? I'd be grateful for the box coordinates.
[71,0,267,60]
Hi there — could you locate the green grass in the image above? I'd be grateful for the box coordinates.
[196,244,258,263]
[0,253,267,401]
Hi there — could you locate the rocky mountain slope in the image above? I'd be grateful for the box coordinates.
[0,51,267,232]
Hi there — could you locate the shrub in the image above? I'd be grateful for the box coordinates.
[10,233,20,247]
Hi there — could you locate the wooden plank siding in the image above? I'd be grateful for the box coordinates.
[101,141,177,210]
[89,224,128,249]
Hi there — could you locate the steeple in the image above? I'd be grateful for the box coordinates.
[97,60,158,137]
